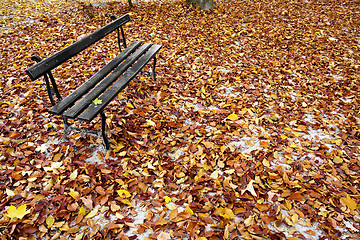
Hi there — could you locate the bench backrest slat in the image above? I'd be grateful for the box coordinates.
[26,14,130,81]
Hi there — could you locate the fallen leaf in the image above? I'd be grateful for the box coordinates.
[5,204,31,219]
[157,231,171,240]
[241,180,257,197]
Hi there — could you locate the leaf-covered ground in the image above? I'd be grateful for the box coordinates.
[0,0,359,239]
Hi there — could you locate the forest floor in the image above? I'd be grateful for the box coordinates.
[0,0,359,239]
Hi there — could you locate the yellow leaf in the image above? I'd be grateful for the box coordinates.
[196,238,207,240]
[74,233,84,240]
[141,119,156,128]
[262,159,270,167]
[126,102,134,109]
[93,98,102,105]
[186,205,194,215]
[78,206,86,215]
[52,155,62,164]
[280,134,288,140]
[290,143,299,149]
[69,169,78,180]
[59,223,69,231]
[67,226,80,233]
[220,145,227,153]
[85,208,98,218]
[46,215,55,228]
[342,196,357,210]
[227,113,239,121]
[120,199,133,206]
[69,190,79,199]
[117,189,131,198]
[220,208,235,219]
[201,86,206,94]
[163,196,172,204]
[5,204,31,219]
[270,115,279,121]
[333,156,343,164]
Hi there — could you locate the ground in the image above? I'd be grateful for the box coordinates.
[0,0,359,239]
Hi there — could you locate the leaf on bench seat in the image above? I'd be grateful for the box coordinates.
[93,98,103,105]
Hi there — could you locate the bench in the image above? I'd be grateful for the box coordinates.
[25,14,162,150]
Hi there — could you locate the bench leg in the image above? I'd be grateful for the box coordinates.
[100,111,110,150]
[60,116,69,141]
[151,56,157,82]
[140,56,157,82]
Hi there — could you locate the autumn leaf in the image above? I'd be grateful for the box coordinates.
[342,196,357,210]
[93,98,102,105]
[141,119,156,128]
[227,113,239,121]
[117,189,131,198]
[163,196,172,203]
[219,208,235,219]
[46,215,55,228]
[120,199,132,206]
[157,232,171,240]
[241,180,257,197]
[85,208,98,218]
[69,169,78,179]
[5,205,31,220]
[186,205,194,215]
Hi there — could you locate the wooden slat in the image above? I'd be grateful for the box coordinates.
[25,14,130,81]
[78,44,162,123]
[63,43,152,119]
[49,41,141,115]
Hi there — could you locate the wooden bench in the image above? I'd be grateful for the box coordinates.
[25,14,162,149]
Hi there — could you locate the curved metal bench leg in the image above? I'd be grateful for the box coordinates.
[100,111,110,150]
[60,116,69,141]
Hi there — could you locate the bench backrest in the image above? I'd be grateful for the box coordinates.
[26,14,130,81]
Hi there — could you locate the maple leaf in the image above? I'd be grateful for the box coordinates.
[5,205,31,220]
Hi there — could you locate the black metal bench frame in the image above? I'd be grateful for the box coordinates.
[25,14,162,149]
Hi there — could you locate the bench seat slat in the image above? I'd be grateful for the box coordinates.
[62,42,152,119]
[78,44,162,123]
[25,14,130,81]
[49,41,141,116]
